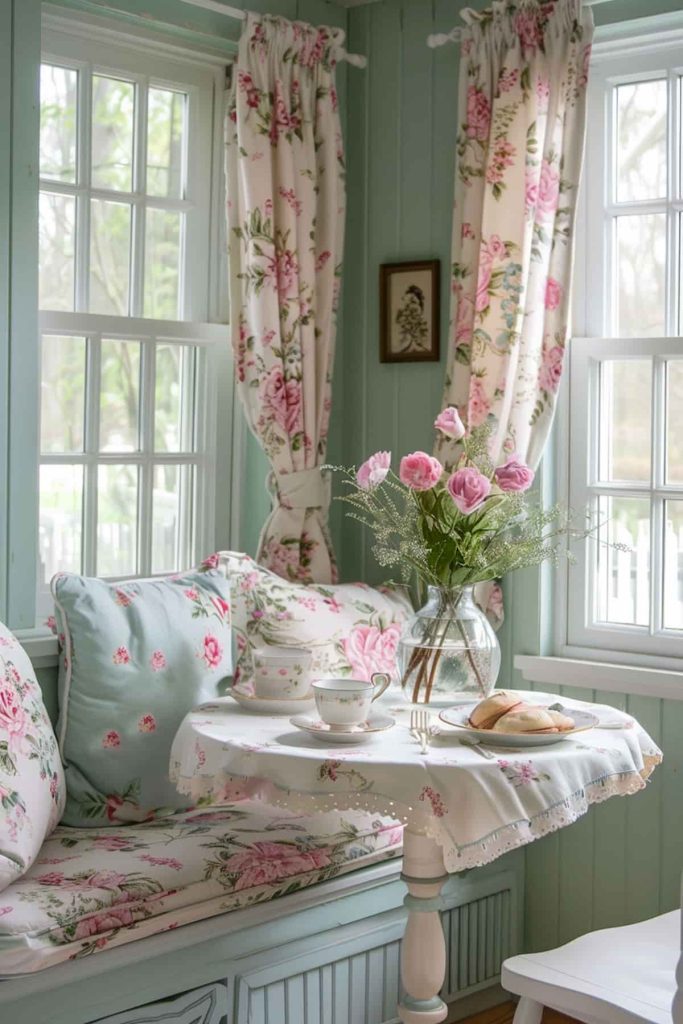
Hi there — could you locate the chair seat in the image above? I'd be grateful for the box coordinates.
[0,802,403,976]
[502,911,679,1024]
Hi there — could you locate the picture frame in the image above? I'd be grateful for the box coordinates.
[379,259,440,364]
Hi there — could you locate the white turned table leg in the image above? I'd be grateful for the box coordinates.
[397,827,449,1024]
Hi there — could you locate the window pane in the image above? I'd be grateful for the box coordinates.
[616,79,667,202]
[40,64,78,183]
[39,191,75,311]
[667,361,683,484]
[144,208,182,319]
[39,464,83,580]
[155,344,194,451]
[89,199,131,315]
[41,335,86,453]
[152,464,192,574]
[91,75,134,191]
[596,496,650,627]
[664,501,683,630]
[97,465,138,576]
[147,88,186,198]
[100,340,140,452]
[615,214,666,337]
[600,360,651,483]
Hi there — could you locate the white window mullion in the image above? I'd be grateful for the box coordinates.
[84,334,101,575]
[138,339,156,577]
[76,63,92,312]
[650,357,666,636]
[130,77,148,319]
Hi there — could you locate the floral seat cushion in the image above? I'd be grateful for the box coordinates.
[0,801,403,975]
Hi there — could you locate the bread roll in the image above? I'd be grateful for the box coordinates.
[492,707,559,734]
[469,691,523,730]
[545,709,575,731]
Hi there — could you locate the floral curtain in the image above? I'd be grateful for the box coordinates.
[436,0,593,472]
[226,14,346,584]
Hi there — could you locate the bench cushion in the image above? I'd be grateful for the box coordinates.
[0,801,403,975]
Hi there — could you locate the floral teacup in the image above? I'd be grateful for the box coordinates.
[253,645,313,700]
[313,674,391,729]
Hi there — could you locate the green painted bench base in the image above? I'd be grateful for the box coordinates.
[0,855,523,1024]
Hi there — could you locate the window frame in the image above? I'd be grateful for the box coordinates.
[28,17,230,627]
[558,29,683,667]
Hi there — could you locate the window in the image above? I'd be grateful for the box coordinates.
[566,35,683,661]
[37,26,225,616]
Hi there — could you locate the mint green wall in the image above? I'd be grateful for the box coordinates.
[339,0,683,954]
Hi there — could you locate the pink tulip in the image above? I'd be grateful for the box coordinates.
[399,452,443,491]
[434,407,466,441]
[447,468,491,514]
[494,456,535,492]
[356,451,391,491]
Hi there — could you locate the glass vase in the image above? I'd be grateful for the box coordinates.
[398,585,500,706]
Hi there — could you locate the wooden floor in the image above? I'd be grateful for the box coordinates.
[462,1003,578,1024]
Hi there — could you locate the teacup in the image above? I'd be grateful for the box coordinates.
[253,646,313,700]
[313,674,391,729]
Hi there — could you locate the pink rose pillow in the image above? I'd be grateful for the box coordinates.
[0,622,65,891]
[224,552,412,690]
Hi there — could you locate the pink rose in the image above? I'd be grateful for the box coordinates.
[514,9,542,54]
[487,234,506,259]
[74,907,134,940]
[0,686,26,743]
[343,623,402,680]
[536,159,560,219]
[455,290,474,344]
[262,367,302,437]
[539,344,564,394]
[87,869,128,889]
[399,452,443,491]
[201,553,220,570]
[224,841,331,892]
[137,714,157,733]
[150,650,166,672]
[466,85,491,141]
[356,451,391,490]
[266,247,298,301]
[434,407,465,441]
[202,634,223,669]
[467,377,491,427]
[544,277,563,311]
[447,468,491,515]
[494,456,535,492]
[102,730,121,749]
[211,596,230,620]
[112,646,130,666]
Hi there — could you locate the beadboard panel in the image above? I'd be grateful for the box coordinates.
[232,870,519,1024]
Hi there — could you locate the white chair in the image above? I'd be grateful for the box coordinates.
[501,910,680,1024]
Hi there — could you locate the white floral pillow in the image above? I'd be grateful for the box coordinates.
[225,552,412,689]
[0,622,65,892]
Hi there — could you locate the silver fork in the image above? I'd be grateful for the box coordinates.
[410,709,431,754]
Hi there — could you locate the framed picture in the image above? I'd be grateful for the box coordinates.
[379,259,440,363]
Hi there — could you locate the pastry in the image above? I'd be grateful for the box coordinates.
[469,691,524,730]
[492,706,575,734]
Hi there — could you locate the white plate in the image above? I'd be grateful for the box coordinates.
[290,712,396,744]
[438,703,599,747]
[229,688,315,716]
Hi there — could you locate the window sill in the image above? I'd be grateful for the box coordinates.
[13,629,59,668]
[514,654,683,702]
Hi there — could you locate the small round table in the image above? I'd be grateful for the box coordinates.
[170,690,661,1024]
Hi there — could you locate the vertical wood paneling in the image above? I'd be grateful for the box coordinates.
[660,700,683,909]
[624,693,662,924]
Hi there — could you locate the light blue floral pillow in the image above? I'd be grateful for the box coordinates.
[52,555,232,827]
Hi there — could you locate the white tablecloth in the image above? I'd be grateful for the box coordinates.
[169,691,661,873]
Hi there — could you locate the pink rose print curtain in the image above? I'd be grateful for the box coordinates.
[226,14,346,583]
[434,0,593,626]
[436,0,593,471]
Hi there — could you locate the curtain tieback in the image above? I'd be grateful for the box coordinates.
[269,468,331,510]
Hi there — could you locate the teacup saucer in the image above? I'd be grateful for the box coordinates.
[229,688,315,716]
[290,712,395,744]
